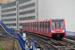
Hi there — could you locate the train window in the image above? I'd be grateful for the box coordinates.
[25,23,27,27]
[35,22,37,27]
[30,23,31,27]
[48,21,50,29]
[52,22,55,29]
[32,23,33,27]
[40,22,41,28]
[45,22,49,28]
[34,23,35,27]
[56,22,59,29]
[45,22,47,28]
[61,22,64,29]
[40,22,42,28]
[40,22,44,28]
[22,23,24,27]
[52,19,64,29]
[26,23,28,27]
[31,23,32,27]
[36,22,38,27]
[35,22,36,27]
[42,22,44,28]
[26,23,27,27]
[28,23,29,27]
[24,23,25,27]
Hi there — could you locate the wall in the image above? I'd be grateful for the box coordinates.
[38,0,75,32]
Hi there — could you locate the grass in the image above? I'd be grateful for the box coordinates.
[0,46,4,50]
[0,34,2,35]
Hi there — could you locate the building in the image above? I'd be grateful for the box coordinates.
[1,0,75,32]
[18,0,38,28]
[1,1,17,29]
[1,0,37,29]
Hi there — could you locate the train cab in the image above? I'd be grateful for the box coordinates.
[51,19,66,39]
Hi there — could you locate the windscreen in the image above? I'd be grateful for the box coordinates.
[52,19,64,29]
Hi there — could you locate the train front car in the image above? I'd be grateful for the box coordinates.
[51,19,66,40]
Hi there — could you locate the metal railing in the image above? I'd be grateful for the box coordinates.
[0,21,37,50]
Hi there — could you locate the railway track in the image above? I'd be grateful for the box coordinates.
[26,32,75,50]
[27,34,58,50]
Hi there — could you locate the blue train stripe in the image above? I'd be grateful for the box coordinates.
[29,27,31,30]
[38,27,40,31]
[64,28,66,33]
[50,28,51,33]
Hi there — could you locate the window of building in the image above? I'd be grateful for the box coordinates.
[19,9,35,15]
[1,1,16,8]
[2,8,16,13]
[19,23,22,26]
[2,18,16,21]
[19,16,35,20]
[19,0,31,4]
[2,13,16,17]
[5,23,16,26]
[19,3,35,10]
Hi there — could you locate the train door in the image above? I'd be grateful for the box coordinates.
[34,22,36,32]
[48,21,50,34]
[38,21,40,33]
[26,23,27,30]
[35,22,36,32]
[33,22,34,31]
[29,22,31,31]
[31,22,32,31]
[26,23,29,31]
[44,21,50,35]
[35,22,38,32]
[40,22,44,33]
[31,22,33,31]
[30,22,31,31]
[40,22,42,33]
[28,23,29,31]
[44,21,46,33]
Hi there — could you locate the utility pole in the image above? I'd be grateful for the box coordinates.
[16,0,19,29]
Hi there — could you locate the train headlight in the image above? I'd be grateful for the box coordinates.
[62,30,65,32]
[52,31,54,33]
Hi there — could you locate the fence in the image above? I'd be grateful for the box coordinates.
[66,31,75,40]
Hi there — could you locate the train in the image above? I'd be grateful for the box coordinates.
[22,19,66,40]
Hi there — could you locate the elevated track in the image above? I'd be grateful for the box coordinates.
[26,32,75,50]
